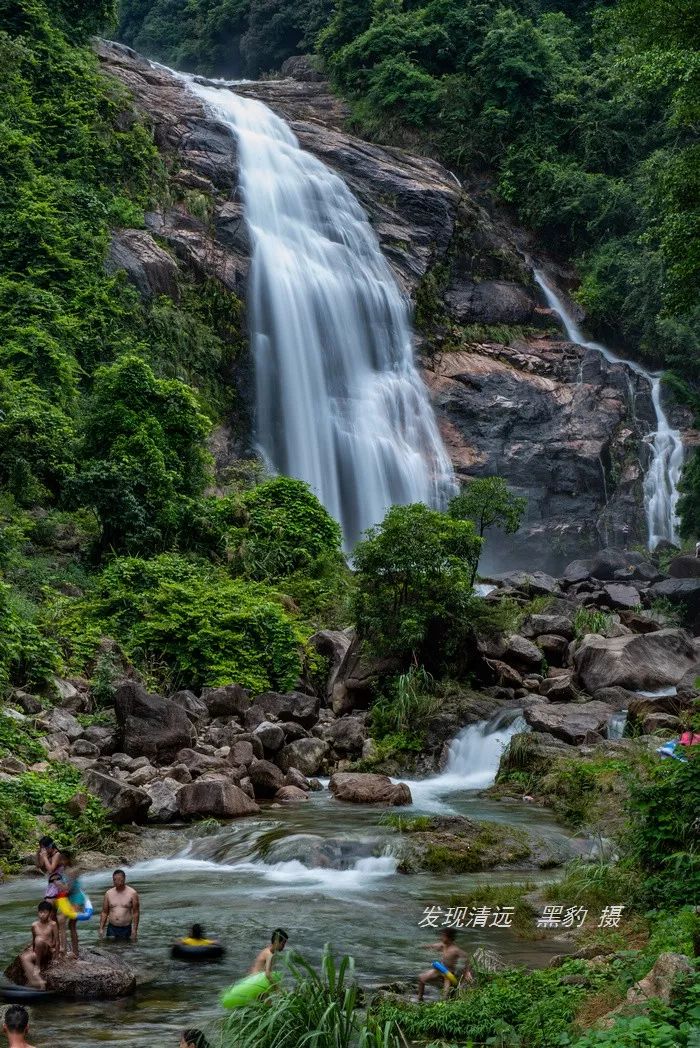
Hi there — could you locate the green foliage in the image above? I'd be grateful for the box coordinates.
[0,762,110,869]
[449,476,527,551]
[352,503,481,665]
[58,553,304,693]
[573,607,613,639]
[0,712,45,763]
[0,582,60,693]
[221,947,403,1047]
[370,666,440,741]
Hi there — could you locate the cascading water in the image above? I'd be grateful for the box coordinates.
[186,79,455,547]
[534,271,683,549]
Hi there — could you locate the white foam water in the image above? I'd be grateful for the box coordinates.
[184,78,456,547]
[534,271,683,549]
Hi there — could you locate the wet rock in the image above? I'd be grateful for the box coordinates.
[5,947,137,999]
[247,758,285,798]
[574,628,697,691]
[177,780,259,819]
[274,785,309,803]
[278,737,328,776]
[253,720,285,752]
[83,770,152,824]
[200,684,250,719]
[524,701,613,744]
[115,681,196,764]
[145,777,182,822]
[256,691,320,729]
[329,772,412,806]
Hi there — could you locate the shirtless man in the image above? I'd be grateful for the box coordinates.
[2,1005,36,1048]
[417,928,473,1001]
[250,928,288,977]
[99,870,140,943]
[20,902,58,990]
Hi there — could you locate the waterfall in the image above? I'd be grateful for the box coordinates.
[185,80,456,547]
[534,271,683,549]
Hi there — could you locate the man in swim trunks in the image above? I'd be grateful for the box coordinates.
[417,928,473,1001]
[20,902,58,990]
[2,1005,36,1048]
[99,870,140,943]
[250,928,288,977]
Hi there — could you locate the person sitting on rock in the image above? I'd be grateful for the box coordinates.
[2,1005,36,1048]
[20,902,58,989]
[417,928,473,1001]
[179,1030,211,1048]
[100,870,140,943]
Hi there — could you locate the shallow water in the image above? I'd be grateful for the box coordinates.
[1,773,573,1046]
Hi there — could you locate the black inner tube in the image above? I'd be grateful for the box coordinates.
[1,985,58,1004]
[171,942,225,962]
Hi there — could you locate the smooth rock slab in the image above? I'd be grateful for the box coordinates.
[177,780,259,819]
[5,947,136,999]
[524,701,613,744]
[574,628,697,692]
[329,772,412,806]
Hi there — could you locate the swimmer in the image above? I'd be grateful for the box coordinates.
[100,870,140,943]
[179,1031,211,1048]
[2,1005,36,1048]
[417,929,473,1001]
[20,902,58,990]
[250,928,288,977]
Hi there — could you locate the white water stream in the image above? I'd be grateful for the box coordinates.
[186,79,455,547]
[534,271,683,549]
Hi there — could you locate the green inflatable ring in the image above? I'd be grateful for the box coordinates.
[220,971,277,1009]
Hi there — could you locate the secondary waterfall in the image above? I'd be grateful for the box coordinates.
[534,271,683,549]
[186,80,455,547]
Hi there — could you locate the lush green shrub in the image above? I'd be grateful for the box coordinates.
[0,713,45,763]
[352,503,481,665]
[0,583,60,693]
[57,553,304,692]
[370,666,441,741]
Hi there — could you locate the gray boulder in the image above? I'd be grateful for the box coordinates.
[37,708,82,742]
[177,780,260,819]
[491,571,559,596]
[115,681,196,764]
[328,717,367,755]
[145,778,182,822]
[668,555,700,579]
[83,770,151,824]
[256,691,320,729]
[524,702,613,744]
[521,614,574,641]
[274,785,309,803]
[329,772,412,806]
[247,758,285,798]
[229,740,255,767]
[308,629,353,698]
[253,720,285,752]
[503,634,544,668]
[6,947,136,998]
[80,725,116,754]
[170,689,209,725]
[602,583,641,610]
[278,737,328,776]
[574,628,697,692]
[200,684,250,719]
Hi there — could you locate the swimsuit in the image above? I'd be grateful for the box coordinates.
[107,923,132,940]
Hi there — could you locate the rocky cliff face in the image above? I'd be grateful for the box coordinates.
[97,41,695,570]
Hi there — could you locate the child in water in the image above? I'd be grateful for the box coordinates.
[417,928,473,1001]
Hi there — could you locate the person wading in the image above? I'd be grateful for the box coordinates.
[99,870,140,943]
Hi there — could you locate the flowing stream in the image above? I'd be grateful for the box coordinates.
[184,79,455,547]
[534,271,683,549]
[1,717,573,1046]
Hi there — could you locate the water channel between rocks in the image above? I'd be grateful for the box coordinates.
[1,721,575,1046]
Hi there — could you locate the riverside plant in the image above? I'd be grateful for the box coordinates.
[217,948,406,1048]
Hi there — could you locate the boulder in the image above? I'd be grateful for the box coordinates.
[602,583,641,610]
[247,758,285,798]
[486,660,523,688]
[284,767,311,791]
[279,53,326,82]
[574,629,697,692]
[562,558,593,584]
[12,690,43,715]
[5,947,136,999]
[641,713,681,734]
[536,634,570,664]
[170,689,209,725]
[647,579,700,630]
[253,720,285,752]
[114,681,196,763]
[177,780,260,819]
[668,555,700,579]
[0,755,27,775]
[491,571,559,596]
[626,952,693,1006]
[278,738,329,776]
[327,717,367,755]
[200,684,250,719]
[71,739,99,758]
[127,763,157,787]
[523,702,613,744]
[331,637,402,715]
[444,280,535,325]
[274,785,309,804]
[282,721,310,742]
[256,691,320,728]
[330,772,412,806]
[174,747,225,777]
[521,614,574,641]
[80,725,117,754]
[229,740,254,767]
[37,708,82,742]
[166,763,192,784]
[308,629,353,698]
[145,777,182,822]
[627,689,690,728]
[83,770,152,824]
[539,675,578,702]
[589,549,642,581]
[504,634,545,668]
[107,229,179,300]
[243,704,266,731]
